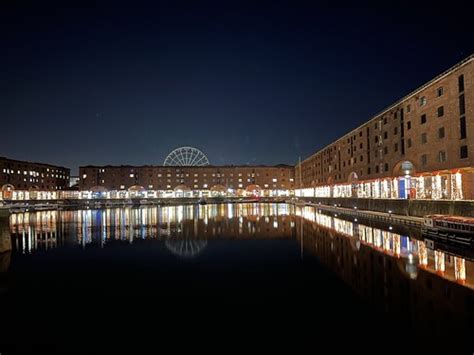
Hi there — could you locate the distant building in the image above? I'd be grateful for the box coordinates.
[0,156,70,191]
[295,54,474,200]
[79,164,295,195]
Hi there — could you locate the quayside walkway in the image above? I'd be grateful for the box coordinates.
[296,201,424,227]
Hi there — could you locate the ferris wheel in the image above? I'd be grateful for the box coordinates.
[163,146,210,166]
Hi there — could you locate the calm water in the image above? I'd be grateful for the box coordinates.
[0,203,472,353]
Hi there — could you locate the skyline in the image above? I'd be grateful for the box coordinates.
[1,1,473,174]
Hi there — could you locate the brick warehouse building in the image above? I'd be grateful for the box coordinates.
[295,54,474,200]
[0,157,70,192]
[79,164,295,196]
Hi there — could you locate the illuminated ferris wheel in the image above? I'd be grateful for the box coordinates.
[163,146,210,166]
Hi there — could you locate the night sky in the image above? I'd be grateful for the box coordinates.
[1,1,473,174]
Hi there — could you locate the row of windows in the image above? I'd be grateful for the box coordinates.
[84,172,290,179]
[2,169,67,179]
[420,146,468,165]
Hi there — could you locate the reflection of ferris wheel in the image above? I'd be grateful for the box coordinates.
[163,146,210,166]
[165,238,208,258]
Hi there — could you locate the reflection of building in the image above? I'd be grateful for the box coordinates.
[295,206,474,345]
[79,165,295,196]
[8,203,295,252]
[295,55,474,200]
[0,156,70,192]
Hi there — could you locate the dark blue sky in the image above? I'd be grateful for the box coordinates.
[1,1,473,174]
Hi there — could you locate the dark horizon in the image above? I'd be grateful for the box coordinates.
[1,1,473,174]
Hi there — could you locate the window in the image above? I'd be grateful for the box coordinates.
[407,121,411,130]
[438,127,445,139]
[420,114,427,124]
[375,136,379,143]
[437,106,444,117]
[375,165,379,173]
[407,104,411,113]
[437,87,444,97]
[383,131,388,139]
[130,173,134,178]
[367,167,371,174]
[82,174,87,179]
[359,143,363,149]
[383,117,387,125]
[459,94,465,115]
[460,116,467,139]
[438,151,446,162]
[360,155,363,161]
[359,132,362,137]
[383,146,388,155]
[421,133,427,144]
[421,154,427,166]
[394,143,398,152]
[460,145,468,159]
[458,75,464,92]
[393,127,398,135]
[384,163,389,172]
[420,96,427,106]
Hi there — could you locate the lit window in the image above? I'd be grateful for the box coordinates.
[130,173,134,178]
[289,178,294,182]
[82,174,87,179]
[148,185,153,189]
[166,185,171,189]
[437,87,443,97]
[420,96,427,106]
[272,178,277,182]
[158,174,162,177]
[203,184,208,188]
[238,184,243,188]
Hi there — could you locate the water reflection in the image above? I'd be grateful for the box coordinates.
[8,203,294,257]
[295,205,473,342]
[5,203,474,334]
[295,206,473,288]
